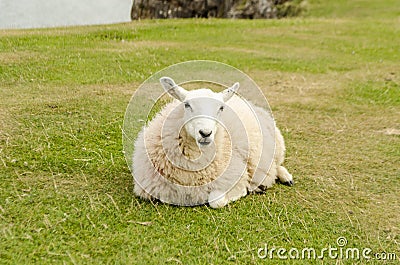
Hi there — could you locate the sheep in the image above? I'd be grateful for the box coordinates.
[132,77,293,208]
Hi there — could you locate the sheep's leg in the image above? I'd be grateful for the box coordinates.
[208,183,248,208]
[277,166,294,186]
[227,184,247,202]
[208,190,229,208]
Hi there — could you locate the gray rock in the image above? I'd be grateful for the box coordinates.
[131,0,302,19]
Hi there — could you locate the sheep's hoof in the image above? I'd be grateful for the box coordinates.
[277,166,294,186]
[283,180,294,186]
[276,178,294,186]
[253,185,267,193]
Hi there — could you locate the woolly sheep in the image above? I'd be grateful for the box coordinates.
[132,77,293,208]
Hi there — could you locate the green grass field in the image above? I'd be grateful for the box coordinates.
[1,0,399,264]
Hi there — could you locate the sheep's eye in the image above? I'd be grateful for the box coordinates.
[184,102,191,109]
[219,106,224,111]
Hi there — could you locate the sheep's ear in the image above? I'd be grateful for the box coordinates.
[222,82,239,102]
[160,77,187,102]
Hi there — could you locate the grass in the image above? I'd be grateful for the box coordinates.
[0,0,399,264]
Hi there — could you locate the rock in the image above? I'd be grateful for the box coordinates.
[131,0,303,20]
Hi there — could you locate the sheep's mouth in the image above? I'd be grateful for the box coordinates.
[198,138,211,146]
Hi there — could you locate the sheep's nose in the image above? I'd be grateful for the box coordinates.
[199,129,212,138]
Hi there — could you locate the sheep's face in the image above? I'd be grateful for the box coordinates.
[182,89,224,146]
[160,77,239,148]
